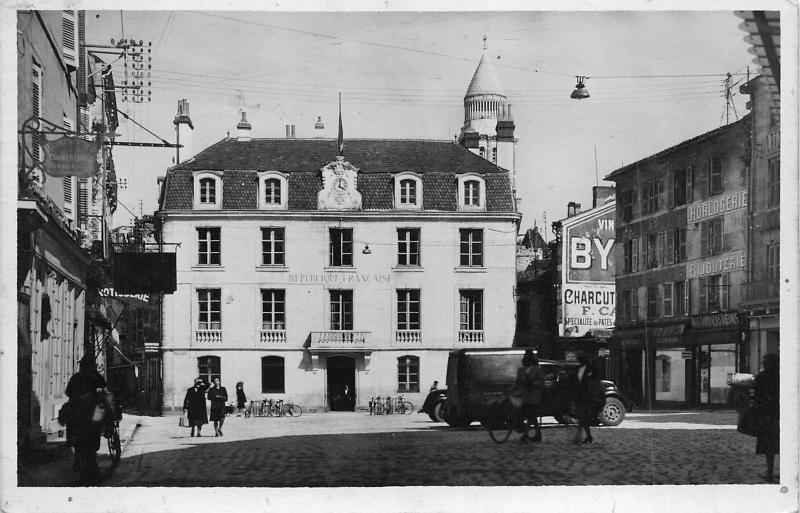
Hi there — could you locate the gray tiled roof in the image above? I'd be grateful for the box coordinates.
[160,138,516,212]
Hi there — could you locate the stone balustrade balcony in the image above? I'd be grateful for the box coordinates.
[395,330,422,344]
[260,329,287,344]
[194,329,222,344]
[458,330,485,344]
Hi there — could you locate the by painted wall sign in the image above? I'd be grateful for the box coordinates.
[41,136,100,178]
[560,201,617,337]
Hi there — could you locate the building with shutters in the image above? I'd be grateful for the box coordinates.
[16,10,118,451]
[605,117,750,408]
[156,42,521,412]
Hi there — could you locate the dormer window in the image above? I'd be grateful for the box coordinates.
[394,173,422,210]
[258,171,288,210]
[193,171,223,210]
[464,180,480,206]
[200,178,216,204]
[457,174,486,211]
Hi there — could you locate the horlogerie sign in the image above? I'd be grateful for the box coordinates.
[687,190,747,223]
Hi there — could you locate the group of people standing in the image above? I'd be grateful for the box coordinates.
[183,378,245,437]
[513,350,604,444]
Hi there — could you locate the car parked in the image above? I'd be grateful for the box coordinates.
[418,388,448,422]
[439,348,632,428]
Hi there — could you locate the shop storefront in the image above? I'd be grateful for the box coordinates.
[612,314,744,409]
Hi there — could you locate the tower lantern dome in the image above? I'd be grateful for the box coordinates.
[461,36,510,139]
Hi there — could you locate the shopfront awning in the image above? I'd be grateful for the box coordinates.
[610,323,688,349]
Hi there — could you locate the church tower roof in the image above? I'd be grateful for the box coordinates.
[465,36,506,98]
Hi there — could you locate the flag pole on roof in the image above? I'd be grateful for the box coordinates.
[337,92,344,156]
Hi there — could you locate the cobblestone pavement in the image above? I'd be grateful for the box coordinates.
[99,410,778,487]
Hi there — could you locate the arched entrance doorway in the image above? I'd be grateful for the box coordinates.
[327,355,355,411]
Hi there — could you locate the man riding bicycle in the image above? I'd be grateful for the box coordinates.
[510,349,545,443]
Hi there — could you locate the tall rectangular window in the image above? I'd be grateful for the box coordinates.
[675,280,687,317]
[199,178,216,204]
[701,274,729,312]
[329,228,353,267]
[197,227,221,265]
[261,289,285,330]
[397,289,421,330]
[674,228,687,262]
[397,355,420,393]
[459,290,483,331]
[643,181,661,214]
[620,190,634,221]
[767,244,780,280]
[464,180,480,206]
[330,290,353,330]
[197,289,221,330]
[663,283,674,317]
[261,356,285,394]
[702,218,724,256]
[397,228,420,266]
[673,167,688,206]
[62,10,77,65]
[264,178,282,205]
[709,157,723,196]
[647,286,659,319]
[623,289,639,322]
[63,177,74,217]
[198,356,221,385]
[664,230,675,265]
[399,179,417,205]
[261,227,285,265]
[646,234,658,269]
[768,158,780,208]
[459,229,483,267]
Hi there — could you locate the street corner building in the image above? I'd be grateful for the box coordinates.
[156,45,522,413]
[604,74,780,408]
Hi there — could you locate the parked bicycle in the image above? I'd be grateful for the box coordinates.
[282,399,303,417]
[245,398,302,418]
[103,395,122,466]
[369,395,413,415]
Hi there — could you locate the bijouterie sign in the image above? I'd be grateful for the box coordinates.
[41,136,100,178]
[686,251,746,278]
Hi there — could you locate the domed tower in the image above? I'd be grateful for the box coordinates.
[459,36,516,190]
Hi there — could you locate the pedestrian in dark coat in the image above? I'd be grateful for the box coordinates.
[235,382,247,416]
[183,378,208,437]
[65,355,107,485]
[514,349,545,443]
[575,355,603,444]
[754,353,779,482]
[207,377,228,436]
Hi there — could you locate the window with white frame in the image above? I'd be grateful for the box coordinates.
[699,274,729,313]
[397,355,420,393]
[459,290,483,331]
[397,228,420,266]
[394,174,422,209]
[197,289,221,330]
[329,228,353,267]
[261,289,285,330]
[193,172,223,209]
[197,227,221,265]
[457,175,485,210]
[459,229,483,267]
[261,227,285,266]
[397,289,420,330]
[663,282,674,317]
[329,290,353,330]
[767,243,779,281]
[258,172,288,209]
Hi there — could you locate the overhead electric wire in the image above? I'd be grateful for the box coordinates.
[114,106,172,144]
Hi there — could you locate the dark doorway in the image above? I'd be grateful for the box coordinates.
[327,355,355,411]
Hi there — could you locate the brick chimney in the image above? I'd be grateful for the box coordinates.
[173,99,193,163]
[237,112,252,141]
[592,185,615,207]
[567,201,582,217]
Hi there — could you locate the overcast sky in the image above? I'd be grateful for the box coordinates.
[85,10,754,233]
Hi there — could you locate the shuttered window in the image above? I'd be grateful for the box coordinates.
[62,11,77,67]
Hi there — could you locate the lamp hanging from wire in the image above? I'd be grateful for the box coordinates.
[571,76,590,99]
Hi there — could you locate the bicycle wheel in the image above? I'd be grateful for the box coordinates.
[107,426,122,466]
[287,404,302,417]
[487,400,515,444]
[402,401,414,415]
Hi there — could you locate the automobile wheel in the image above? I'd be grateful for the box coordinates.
[599,397,625,426]
[432,401,447,422]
